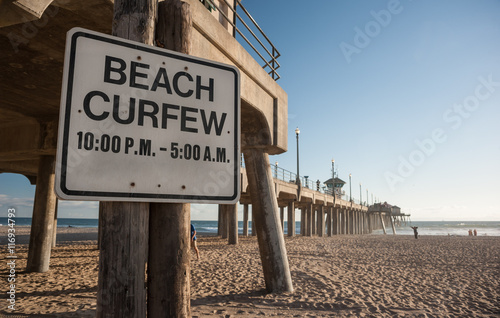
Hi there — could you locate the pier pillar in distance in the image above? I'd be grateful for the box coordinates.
[27,155,57,273]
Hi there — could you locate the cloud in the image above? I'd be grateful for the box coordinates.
[58,201,99,209]
[0,194,34,208]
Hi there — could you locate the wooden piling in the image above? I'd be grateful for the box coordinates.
[97,202,149,318]
[148,203,190,317]
[243,148,293,293]
[147,3,195,313]
[97,0,156,316]
[27,155,57,273]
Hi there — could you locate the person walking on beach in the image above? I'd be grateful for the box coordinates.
[411,226,418,239]
[473,229,477,236]
[191,224,200,260]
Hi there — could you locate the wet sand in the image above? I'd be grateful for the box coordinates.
[1,227,499,317]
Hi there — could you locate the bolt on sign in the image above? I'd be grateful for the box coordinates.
[55,28,240,203]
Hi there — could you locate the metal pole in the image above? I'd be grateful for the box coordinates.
[295,128,300,186]
[349,173,352,202]
[331,159,335,201]
[360,183,362,206]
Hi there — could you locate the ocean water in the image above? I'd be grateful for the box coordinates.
[192,220,500,237]
[1,218,499,236]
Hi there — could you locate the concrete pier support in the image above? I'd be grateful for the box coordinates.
[223,204,238,244]
[52,199,58,248]
[243,204,249,236]
[317,206,325,237]
[220,205,228,239]
[311,207,316,236]
[217,206,222,236]
[300,208,305,235]
[27,155,57,273]
[390,216,397,235]
[306,204,312,237]
[243,148,293,293]
[280,206,285,231]
[287,201,295,237]
[326,207,332,237]
[251,208,256,236]
[379,213,387,235]
[339,209,344,234]
[332,207,338,235]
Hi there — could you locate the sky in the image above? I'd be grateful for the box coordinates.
[1,0,499,221]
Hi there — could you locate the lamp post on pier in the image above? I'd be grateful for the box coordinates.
[360,183,362,206]
[331,159,335,199]
[349,173,352,203]
[295,127,300,187]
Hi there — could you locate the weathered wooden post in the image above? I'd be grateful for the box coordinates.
[148,203,190,317]
[243,148,293,293]
[147,1,194,316]
[98,202,150,317]
[27,155,57,273]
[287,201,295,237]
[97,0,156,316]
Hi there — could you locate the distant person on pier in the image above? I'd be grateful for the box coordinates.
[191,224,200,260]
[410,226,418,239]
[473,229,477,236]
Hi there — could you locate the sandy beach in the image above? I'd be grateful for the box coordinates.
[1,227,499,317]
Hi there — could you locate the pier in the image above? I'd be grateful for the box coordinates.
[216,163,410,242]
[1,0,406,315]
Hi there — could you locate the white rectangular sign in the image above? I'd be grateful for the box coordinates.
[55,28,240,203]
